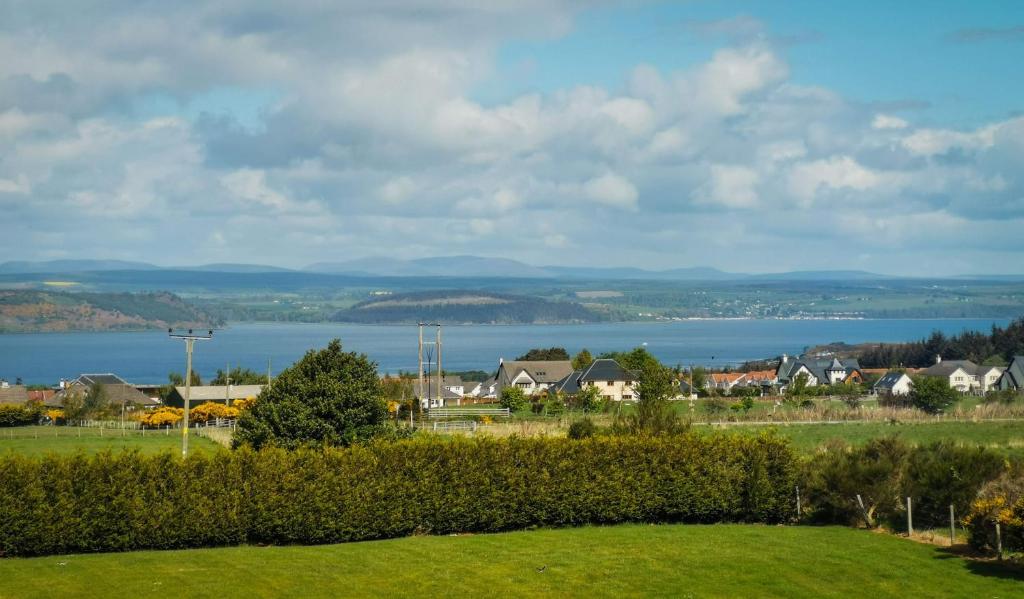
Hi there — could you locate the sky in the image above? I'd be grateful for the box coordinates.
[1,0,1023,276]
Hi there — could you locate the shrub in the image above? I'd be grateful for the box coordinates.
[0,433,798,557]
[499,386,527,412]
[910,375,958,414]
[802,437,1007,529]
[0,404,42,427]
[567,418,596,439]
[140,407,183,428]
[964,466,1024,552]
[189,402,240,424]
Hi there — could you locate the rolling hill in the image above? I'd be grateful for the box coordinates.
[0,290,222,333]
[332,290,602,324]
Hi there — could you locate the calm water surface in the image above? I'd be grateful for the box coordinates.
[0,319,1011,385]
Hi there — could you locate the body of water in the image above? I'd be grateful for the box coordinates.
[0,319,1011,385]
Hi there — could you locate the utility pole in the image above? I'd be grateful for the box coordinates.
[418,323,424,416]
[169,328,213,458]
[225,362,231,406]
[436,323,443,407]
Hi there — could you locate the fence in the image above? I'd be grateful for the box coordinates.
[427,407,510,419]
[430,420,480,433]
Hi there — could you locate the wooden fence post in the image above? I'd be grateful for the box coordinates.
[906,497,913,536]
[949,504,956,545]
[996,522,1003,559]
[795,486,801,518]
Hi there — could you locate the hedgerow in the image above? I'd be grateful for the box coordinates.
[0,433,797,557]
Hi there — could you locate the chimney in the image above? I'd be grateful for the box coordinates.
[781,354,788,364]
[935,355,942,364]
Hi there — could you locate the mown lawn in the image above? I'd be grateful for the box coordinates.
[0,426,220,456]
[0,524,1020,598]
[704,420,1024,458]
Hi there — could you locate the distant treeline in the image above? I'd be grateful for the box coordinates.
[858,317,1024,368]
[332,291,601,324]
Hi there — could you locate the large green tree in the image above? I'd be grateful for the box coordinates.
[233,340,387,449]
[516,347,570,361]
[910,375,959,414]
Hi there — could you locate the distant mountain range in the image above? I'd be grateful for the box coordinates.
[1,257,1021,282]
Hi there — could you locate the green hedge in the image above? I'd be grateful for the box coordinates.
[0,433,797,557]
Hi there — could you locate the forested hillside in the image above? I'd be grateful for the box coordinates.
[858,317,1024,367]
[0,291,222,333]
[332,291,601,324]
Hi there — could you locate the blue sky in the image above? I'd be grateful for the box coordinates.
[484,1,1024,127]
[1,1,1023,275]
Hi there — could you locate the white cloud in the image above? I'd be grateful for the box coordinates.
[872,114,908,130]
[0,3,1022,272]
[787,156,881,205]
[582,173,639,210]
[693,165,759,208]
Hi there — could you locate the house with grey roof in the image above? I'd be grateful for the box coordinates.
[873,371,912,397]
[552,359,639,402]
[49,373,159,408]
[413,376,466,408]
[919,357,1003,394]
[494,359,575,397]
[776,354,863,388]
[166,384,265,408]
[996,356,1024,391]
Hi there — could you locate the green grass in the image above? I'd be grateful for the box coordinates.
[0,524,1020,598]
[0,426,220,457]
[705,420,1024,458]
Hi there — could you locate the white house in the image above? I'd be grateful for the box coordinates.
[921,357,1004,394]
[873,371,912,397]
[494,359,574,397]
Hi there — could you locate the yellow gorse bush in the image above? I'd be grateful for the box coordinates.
[232,397,256,411]
[189,402,240,423]
[140,407,184,428]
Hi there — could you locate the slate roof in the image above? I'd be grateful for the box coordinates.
[171,385,265,403]
[496,360,575,385]
[50,373,158,407]
[552,370,583,395]
[998,356,1024,390]
[412,380,463,400]
[579,359,636,383]
[778,356,862,384]
[921,360,979,378]
[874,371,910,391]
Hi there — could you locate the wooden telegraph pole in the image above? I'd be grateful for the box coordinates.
[168,328,213,458]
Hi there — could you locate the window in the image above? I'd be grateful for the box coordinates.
[622,394,632,400]
[602,395,612,401]
[606,381,614,386]
[516,382,531,388]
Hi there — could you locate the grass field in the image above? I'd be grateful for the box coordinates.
[0,524,1020,598]
[703,420,1024,458]
[0,426,220,456]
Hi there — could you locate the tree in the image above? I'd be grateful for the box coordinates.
[617,361,682,435]
[600,347,663,372]
[689,367,707,392]
[211,367,266,385]
[61,389,87,422]
[380,375,415,418]
[233,340,387,449]
[499,386,527,412]
[83,385,108,417]
[516,347,570,361]
[168,371,202,386]
[910,375,959,414]
[572,349,594,371]
[574,384,602,412]
[787,373,809,398]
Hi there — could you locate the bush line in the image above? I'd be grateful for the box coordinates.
[0,433,796,557]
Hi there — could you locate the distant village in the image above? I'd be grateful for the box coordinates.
[3,350,1021,414]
